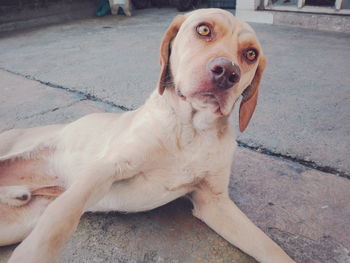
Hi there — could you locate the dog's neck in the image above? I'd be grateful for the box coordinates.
[144,88,232,146]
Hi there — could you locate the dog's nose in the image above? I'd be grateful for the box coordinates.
[208,57,241,90]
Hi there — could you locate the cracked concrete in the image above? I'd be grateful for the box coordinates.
[0,70,81,132]
[0,7,349,263]
[237,141,349,180]
[229,148,350,262]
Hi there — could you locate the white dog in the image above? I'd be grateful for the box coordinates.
[0,8,295,263]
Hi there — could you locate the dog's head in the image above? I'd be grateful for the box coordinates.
[157,8,266,132]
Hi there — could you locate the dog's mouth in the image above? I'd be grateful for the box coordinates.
[177,88,227,115]
[193,92,224,115]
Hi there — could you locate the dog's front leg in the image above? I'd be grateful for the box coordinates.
[7,158,126,263]
[191,188,295,263]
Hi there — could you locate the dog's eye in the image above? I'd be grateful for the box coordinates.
[244,49,258,62]
[196,24,211,37]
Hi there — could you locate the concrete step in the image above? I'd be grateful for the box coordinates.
[0,0,100,33]
[272,10,350,33]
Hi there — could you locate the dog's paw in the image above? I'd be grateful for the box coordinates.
[0,185,31,207]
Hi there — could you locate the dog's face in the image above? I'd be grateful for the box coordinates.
[158,9,266,132]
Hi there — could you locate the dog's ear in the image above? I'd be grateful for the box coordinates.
[158,15,186,95]
[239,54,266,132]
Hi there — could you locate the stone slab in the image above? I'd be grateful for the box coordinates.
[0,70,82,132]
[0,99,123,132]
[230,148,350,263]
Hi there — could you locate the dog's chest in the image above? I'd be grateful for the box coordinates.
[89,136,231,213]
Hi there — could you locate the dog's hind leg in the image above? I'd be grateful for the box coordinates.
[0,185,34,245]
[0,184,65,246]
[0,139,65,246]
[0,196,53,246]
[0,185,32,207]
[0,184,65,207]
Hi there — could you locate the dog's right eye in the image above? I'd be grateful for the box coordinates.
[196,24,211,37]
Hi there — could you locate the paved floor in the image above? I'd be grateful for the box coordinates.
[0,7,349,263]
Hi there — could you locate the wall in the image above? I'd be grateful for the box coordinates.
[0,0,100,33]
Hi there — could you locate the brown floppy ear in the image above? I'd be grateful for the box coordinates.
[158,15,185,95]
[239,54,266,132]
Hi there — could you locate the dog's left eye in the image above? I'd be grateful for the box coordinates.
[196,24,211,37]
[243,48,258,62]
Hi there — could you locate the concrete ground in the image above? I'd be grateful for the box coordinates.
[0,7,349,263]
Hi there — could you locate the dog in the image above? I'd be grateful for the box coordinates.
[0,8,295,263]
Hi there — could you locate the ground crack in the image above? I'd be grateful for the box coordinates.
[1,67,348,180]
[19,99,85,121]
[0,67,132,112]
[237,141,349,180]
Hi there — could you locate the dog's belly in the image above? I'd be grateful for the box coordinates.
[87,171,192,213]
